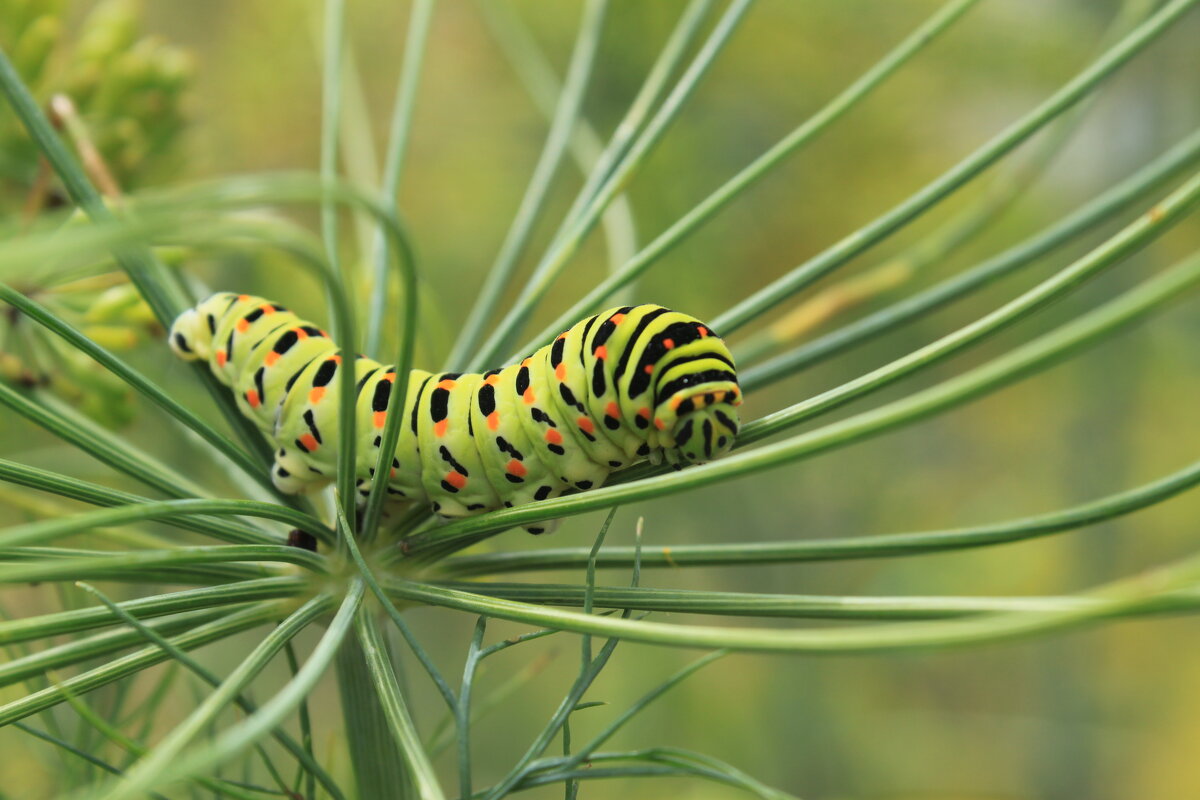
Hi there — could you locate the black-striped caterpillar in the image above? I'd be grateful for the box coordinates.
[169,294,742,534]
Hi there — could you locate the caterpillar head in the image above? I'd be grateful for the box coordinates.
[662,386,741,465]
[168,307,207,361]
[168,292,234,362]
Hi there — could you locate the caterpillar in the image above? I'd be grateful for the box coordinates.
[169,293,742,535]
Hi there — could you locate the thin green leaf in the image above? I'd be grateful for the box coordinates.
[515,0,984,357]
[710,0,1199,335]
[391,536,1200,654]
[0,607,234,689]
[474,0,757,369]
[0,498,330,549]
[741,125,1200,389]
[439,454,1200,576]
[0,602,283,726]
[94,593,334,800]
[75,583,343,800]
[367,0,436,353]
[448,0,610,369]
[103,585,361,800]
[0,547,293,586]
[354,612,447,800]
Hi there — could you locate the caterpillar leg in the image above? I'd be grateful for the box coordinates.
[272,446,328,494]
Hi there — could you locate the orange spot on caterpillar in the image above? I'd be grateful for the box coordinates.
[483,374,500,386]
[637,407,651,419]
[331,355,342,364]
[523,388,536,404]
[670,396,681,410]
[237,294,250,301]
[545,429,563,445]
[236,319,250,333]
[295,327,309,340]
[697,326,709,338]
[487,412,500,431]
[556,332,567,340]
[390,467,397,478]
[216,350,227,367]
[555,362,567,380]
[610,312,626,324]
[265,352,280,366]
[437,379,457,390]
[644,364,654,374]
[606,401,620,418]
[434,419,448,437]
[260,303,275,314]
[309,387,325,404]
[246,389,260,408]
[374,411,387,428]
[663,338,675,349]
[506,459,527,477]
[595,345,608,360]
[654,418,666,430]
[299,433,319,451]
[383,372,396,382]
[444,471,467,490]
[577,416,595,434]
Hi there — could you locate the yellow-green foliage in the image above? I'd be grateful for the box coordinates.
[0,0,190,198]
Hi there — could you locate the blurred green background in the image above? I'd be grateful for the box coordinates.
[2,1,1199,797]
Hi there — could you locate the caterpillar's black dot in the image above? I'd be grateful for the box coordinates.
[534,485,553,501]
[173,332,191,353]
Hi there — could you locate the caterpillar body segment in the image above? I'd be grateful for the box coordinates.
[169,293,742,535]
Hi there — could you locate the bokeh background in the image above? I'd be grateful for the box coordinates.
[2,0,1199,797]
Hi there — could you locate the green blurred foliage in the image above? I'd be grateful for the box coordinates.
[0,0,187,429]
[0,0,191,203]
[1,1,1199,798]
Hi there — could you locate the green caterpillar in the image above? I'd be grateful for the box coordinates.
[169,293,742,535]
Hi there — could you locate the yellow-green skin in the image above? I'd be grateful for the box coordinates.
[169,293,742,534]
